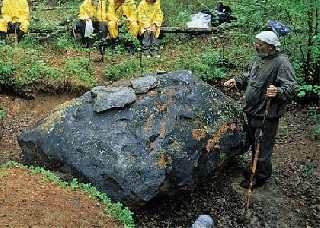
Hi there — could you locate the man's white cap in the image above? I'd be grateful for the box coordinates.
[256,31,281,49]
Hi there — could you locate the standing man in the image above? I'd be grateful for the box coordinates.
[224,31,298,189]
[137,0,163,58]
[75,0,107,49]
[106,0,139,53]
[0,0,30,43]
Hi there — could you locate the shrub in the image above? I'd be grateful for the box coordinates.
[0,60,18,88]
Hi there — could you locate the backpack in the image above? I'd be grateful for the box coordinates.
[201,2,237,26]
[267,19,291,36]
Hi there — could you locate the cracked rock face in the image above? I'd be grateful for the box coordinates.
[18,70,249,208]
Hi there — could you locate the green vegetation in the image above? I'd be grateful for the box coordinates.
[300,161,316,178]
[0,0,318,105]
[1,161,134,227]
[0,58,18,88]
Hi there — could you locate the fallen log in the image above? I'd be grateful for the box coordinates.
[160,26,216,34]
[36,29,70,42]
[29,25,70,33]
[29,25,217,36]
[31,6,77,11]
[27,25,217,42]
[28,14,77,41]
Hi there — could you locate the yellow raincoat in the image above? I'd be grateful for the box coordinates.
[0,0,30,33]
[137,0,163,38]
[78,0,107,22]
[106,0,139,38]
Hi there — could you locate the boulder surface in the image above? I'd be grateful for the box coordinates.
[18,70,248,208]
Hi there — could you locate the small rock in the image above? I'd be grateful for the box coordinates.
[191,214,214,228]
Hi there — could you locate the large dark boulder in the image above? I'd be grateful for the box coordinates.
[18,70,249,208]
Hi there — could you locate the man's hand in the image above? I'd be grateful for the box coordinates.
[116,20,122,26]
[224,78,236,88]
[267,85,278,97]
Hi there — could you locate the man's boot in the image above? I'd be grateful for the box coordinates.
[82,37,89,48]
[17,31,25,42]
[142,49,151,58]
[99,39,108,55]
[125,41,135,56]
[99,43,105,55]
[112,38,120,53]
[0,32,6,45]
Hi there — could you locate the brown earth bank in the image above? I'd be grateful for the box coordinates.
[0,166,124,227]
[0,92,319,227]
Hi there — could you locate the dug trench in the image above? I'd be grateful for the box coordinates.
[0,91,319,227]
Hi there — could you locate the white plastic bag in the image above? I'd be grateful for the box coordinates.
[84,19,94,37]
[187,12,211,29]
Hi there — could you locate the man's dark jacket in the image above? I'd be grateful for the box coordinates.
[235,52,298,119]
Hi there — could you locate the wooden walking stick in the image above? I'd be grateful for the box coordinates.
[245,97,272,211]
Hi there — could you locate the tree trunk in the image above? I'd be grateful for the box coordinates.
[314,0,319,87]
[305,0,314,84]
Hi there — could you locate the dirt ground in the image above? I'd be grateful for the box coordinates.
[0,93,125,227]
[0,92,319,227]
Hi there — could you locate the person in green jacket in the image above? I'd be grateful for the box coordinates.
[74,0,107,49]
[224,31,298,189]
[0,0,30,44]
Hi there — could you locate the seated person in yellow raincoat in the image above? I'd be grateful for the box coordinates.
[75,0,107,49]
[106,0,139,54]
[137,0,163,57]
[0,0,30,43]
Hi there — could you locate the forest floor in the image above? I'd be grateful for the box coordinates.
[0,91,319,227]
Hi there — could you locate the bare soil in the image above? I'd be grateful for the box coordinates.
[0,92,319,227]
[0,93,125,227]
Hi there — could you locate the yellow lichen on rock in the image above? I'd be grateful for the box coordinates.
[206,122,237,152]
[192,129,206,142]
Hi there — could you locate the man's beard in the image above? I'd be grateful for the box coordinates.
[257,51,269,58]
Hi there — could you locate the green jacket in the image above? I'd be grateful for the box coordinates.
[235,52,298,119]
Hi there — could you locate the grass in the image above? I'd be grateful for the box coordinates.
[1,0,317,96]
[0,0,248,93]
